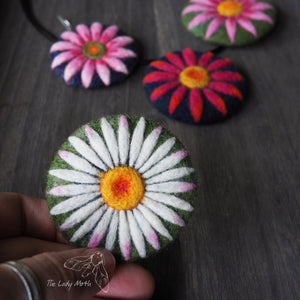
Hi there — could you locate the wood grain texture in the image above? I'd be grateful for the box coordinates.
[0,0,299,299]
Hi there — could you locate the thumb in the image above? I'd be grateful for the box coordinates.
[1,248,115,300]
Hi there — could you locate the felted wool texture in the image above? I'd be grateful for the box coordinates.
[46,115,197,262]
[143,49,246,125]
[50,23,139,88]
[182,0,276,46]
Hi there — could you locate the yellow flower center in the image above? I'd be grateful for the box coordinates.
[100,166,145,210]
[180,66,210,89]
[217,1,243,17]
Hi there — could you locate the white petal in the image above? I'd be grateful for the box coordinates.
[118,116,130,165]
[143,198,185,226]
[85,125,113,169]
[134,126,162,170]
[143,150,188,178]
[145,167,194,184]
[50,192,101,215]
[105,210,119,251]
[68,136,107,171]
[118,210,131,260]
[138,138,175,173]
[145,192,193,211]
[127,210,146,258]
[88,207,114,247]
[101,118,119,166]
[48,184,99,197]
[49,169,98,184]
[129,117,146,167]
[58,150,98,175]
[137,204,172,240]
[133,209,160,250]
[146,181,195,193]
[70,205,107,242]
[60,200,101,231]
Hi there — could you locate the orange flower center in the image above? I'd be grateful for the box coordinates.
[100,166,145,210]
[87,45,101,55]
[82,42,106,59]
[217,1,243,17]
[180,66,210,89]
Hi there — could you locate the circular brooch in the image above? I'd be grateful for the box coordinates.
[50,23,139,88]
[143,48,246,124]
[182,0,276,46]
[46,115,196,261]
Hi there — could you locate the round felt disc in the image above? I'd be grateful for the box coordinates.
[143,48,246,124]
[182,0,276,46]
[50,23,139,88]
[46,115,196,261]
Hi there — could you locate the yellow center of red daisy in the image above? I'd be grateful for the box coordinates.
[100,166,145,210]
[217,1,243,17]
[82,42,106,59]
[180,66,210,89]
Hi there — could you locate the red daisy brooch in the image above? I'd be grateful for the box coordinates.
[143,48,246,124]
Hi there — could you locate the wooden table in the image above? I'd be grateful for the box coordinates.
[0,0,299,299]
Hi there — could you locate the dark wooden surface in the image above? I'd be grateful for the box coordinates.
[0,0,299,299]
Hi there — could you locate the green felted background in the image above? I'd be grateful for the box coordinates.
[46,115,197,261]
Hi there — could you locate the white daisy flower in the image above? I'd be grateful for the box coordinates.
[47,115,196,261]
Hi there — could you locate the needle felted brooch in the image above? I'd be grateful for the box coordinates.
[50,23,139,88]
[46,115,196,261]
[182,0,276,46]
[143,48,246,124]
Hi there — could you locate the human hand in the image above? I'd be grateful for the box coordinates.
[0,192,154,300]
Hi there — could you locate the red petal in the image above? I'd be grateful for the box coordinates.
[169,85,188,114]
[182,48,197,66]
[209,82,243,100]
[165,53,186,69]
[210,71,244,82]
[150,81,181,102]
[207,58,233,72]
[203,88,227,115]
[199,52,214,68]
[189,88,204,122]
[143,72,179,84]
[150,61,181,74]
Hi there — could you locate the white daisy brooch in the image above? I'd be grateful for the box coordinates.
[46,115,196,261]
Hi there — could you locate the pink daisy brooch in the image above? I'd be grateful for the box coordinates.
[143,48,246,124]
[46,115,196,261]
[50,23,139,88]
[182,0,276,46]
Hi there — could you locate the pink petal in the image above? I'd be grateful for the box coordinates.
[96,59,111,86]
[191,0,218,5]
[64,55,87,83]
[101,56,128,74]
[143,71,179,84]
[205,15,225,39]
[106,36,134,49]
[169,85,188,114]
[106,47,136,58]
[203,88,227,115]
[88,233,106,248]
[242,11,273,24]
[150,61,181,74]
[149,233,160,250]
[189,88,204,122]
[207,58,233,72]
[100,25,119,44]
[90,22,103,41]
[50,41,81,53]
[199,52,214,67]
[188,12,218,30]
[210,71,244,82]
[244,2,274,11]
[81,59,95,88]
[51,50,81,69]
[182,4,215,15]
[76,24,91,43]
[61,31,84,46]
[236,16,257,36]
[182,48,197,66]
[225,17,237,43]
[179,182,196,192]
[150,81,181,102]
[208,82,243,100]
[166,52,186,69]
